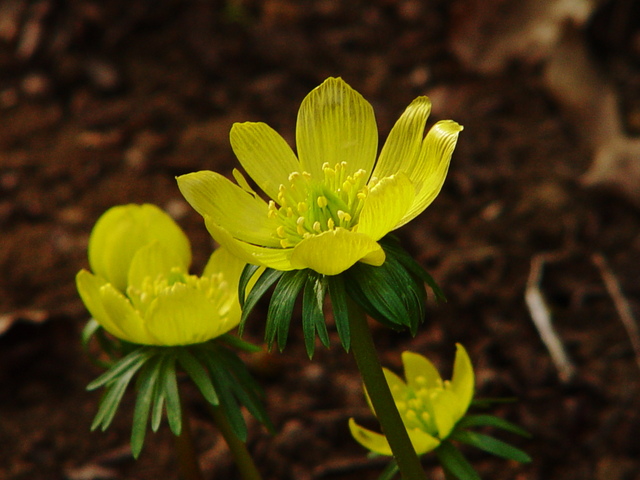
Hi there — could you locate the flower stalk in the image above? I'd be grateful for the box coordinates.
[174,408,205,480]
[347,300,428,480]
[209,404,263,480]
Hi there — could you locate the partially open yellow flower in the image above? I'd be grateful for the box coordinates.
[178,77,462,276]
[76,204,244,346]
[349,344,474,456]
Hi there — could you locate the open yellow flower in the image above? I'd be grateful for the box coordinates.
[349,344,474,456]
[178,77,462,276]
[76,204,244,346]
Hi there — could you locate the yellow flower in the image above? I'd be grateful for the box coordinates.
[76,204,245,346]
[349,344,474,456]
[178,77,462,276]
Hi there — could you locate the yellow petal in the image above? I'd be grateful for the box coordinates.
[296,77,378,179]
[407,428,440,455]
[127,241,188,291]
[202,246,245,280]
[202,247,246,322]
[230,122,300,201]
[372,96,432,180]
[449,343,475,414]
[349,419,440,456]
[408,428,441,455]
[401,351,442,390]
[430,388,460,439]
[357,173,415,240]
[204,215,296,271]
[396,120,463,228]
[76,270,130,341]
[289,228,385,275]
[144,283,234,346]
[96,279,151,344]
[177,171,281,247]
[348,418,393,456]
[363,368,407,414]
[88,204,191,292]
[382,368,409,405]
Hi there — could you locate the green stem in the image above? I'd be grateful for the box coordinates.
[174,410,205,480]
[348,301,429,480]
[209,405,263,480]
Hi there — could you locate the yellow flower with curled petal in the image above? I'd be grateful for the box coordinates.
[349,344,474,456]
[177,77,462,276]
[76,204,244,346]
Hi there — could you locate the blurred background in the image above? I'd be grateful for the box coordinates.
[1,0,639,479]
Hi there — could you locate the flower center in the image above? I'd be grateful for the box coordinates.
[393,378,443,437]
[268,162,378,248]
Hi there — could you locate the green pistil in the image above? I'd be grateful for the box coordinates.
[270,162,377,248]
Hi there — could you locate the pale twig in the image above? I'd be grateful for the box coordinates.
[525,254,576,383]
[592,253,640,372]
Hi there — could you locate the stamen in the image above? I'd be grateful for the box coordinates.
[337,210,351,223]
[327,218,335,230]
[317,196,328,208]
[268,200,278,219]
[313,221,321,232]
[296,217,306,235]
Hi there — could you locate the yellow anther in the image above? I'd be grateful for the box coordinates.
[337,210,351,223]
[327,218,335,230]
[288,172,300,182]
[313,221,321,232]
[296,216,307,235]
[286,208,294,217]
[297,201,308,214]
[280,239,292,248]
[317,196,328,208]
[276,226,287,238]
[268,200,278,219]
[406,410,418,422]
[342,180,352,192]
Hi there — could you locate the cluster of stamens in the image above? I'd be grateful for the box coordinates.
[127,268,232,317]
[393,376,445,437]
[268,161,378,248]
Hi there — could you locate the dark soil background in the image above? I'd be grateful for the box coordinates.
[1,1,639,479]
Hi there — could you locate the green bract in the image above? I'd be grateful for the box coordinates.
[177,77,462,277]
[76,204,244,346]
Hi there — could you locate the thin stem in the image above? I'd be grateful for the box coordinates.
[348,301,429,480]
[209,405,263,480]
[174,409,205,480]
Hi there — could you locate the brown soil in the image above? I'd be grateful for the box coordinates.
[1,1,639,480]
